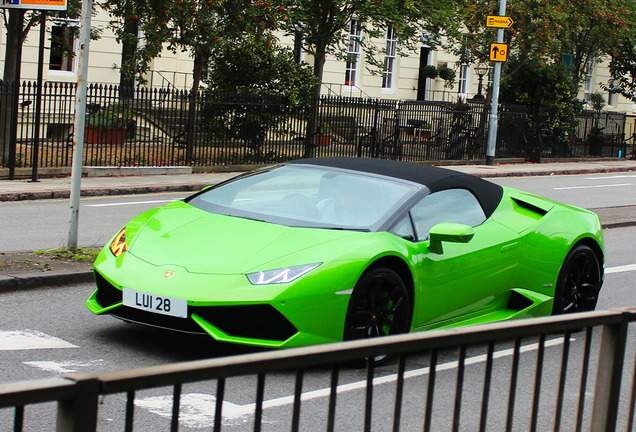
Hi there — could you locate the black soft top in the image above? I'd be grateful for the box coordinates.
[288,157,503,217]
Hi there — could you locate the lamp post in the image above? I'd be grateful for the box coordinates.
[473,63,489,100]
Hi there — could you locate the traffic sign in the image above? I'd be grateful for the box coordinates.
[489,43,508,62]
[486,15,514,28]
[0,0,67,10]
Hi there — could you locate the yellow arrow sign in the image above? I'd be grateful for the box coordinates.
[489,43,508,62]
[486,15,514,28]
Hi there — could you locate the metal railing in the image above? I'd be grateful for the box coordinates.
[147,70,194,92]
[0,80,630,172]
[0,308,635,431]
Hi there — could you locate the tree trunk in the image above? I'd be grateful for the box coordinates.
[119,17,138,100]
[185,51,207,164]
[304,46,326,158]
[1,10,25,166]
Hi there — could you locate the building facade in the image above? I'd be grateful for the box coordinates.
[1,8,634,116]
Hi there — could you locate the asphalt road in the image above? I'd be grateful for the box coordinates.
[489,173,636,209]
[0,191,188,252]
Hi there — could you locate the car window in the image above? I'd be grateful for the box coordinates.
[187,165,418,230]
[389,215,415,241]
[410,188,486,241]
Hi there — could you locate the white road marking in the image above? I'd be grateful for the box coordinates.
[606,264,636,274]
[0,330,78,350]
[23,359,103,374]
[85,199,174,207]
[136,338,565,428]
[135,393,249,428]
[553,183,633,190]
[586,175,636,180]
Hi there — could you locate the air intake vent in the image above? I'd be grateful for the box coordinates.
[512,197,548,216]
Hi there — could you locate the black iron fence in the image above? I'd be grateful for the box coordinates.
[0,81,631,171]
[0,309,635,431]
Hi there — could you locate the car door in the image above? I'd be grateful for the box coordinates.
[400,188,521,328]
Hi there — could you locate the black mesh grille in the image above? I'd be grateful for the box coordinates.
[111,305,205,334]
[93,271,297,341]
[94,271,123,307]
[194,305,298,341]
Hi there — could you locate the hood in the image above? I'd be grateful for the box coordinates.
[127,201,360,274]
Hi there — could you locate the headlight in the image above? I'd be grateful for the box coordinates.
[246,263,321,285]
[110,228,127,257]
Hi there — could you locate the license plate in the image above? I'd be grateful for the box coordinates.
[123,288,188,318]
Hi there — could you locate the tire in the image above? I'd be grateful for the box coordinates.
[344,266,411,365]
[552,244,602,315]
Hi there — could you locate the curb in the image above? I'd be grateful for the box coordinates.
[474,165,636,178]
[0,184,207,202]
[0,270,94,293]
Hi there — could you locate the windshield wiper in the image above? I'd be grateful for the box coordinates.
[314,226,370,232]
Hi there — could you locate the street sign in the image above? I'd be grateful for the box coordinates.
[489,43,508,62]
[0,0,67,11]
[486,15,514,28]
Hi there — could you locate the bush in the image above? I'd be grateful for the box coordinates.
[421,65,438,79]
[500,58,583,161]
[86,104,133,129]
[437,66,456,87]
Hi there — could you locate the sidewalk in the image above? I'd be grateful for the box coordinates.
[2,159,636,202]
[1,159,635,291]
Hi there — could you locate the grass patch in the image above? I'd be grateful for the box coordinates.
[35,247,100,262]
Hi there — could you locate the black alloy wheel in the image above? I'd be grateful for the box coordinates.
[552,244,602,315]
[344,266,411,365]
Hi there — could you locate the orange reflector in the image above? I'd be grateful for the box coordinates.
[110,229,127,257]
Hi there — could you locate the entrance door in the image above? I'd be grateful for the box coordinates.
[416,47,432,101]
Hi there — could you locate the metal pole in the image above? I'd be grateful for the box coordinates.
[485,0,507,166]
[67,0,92,249]
[7,10,25,180]
[30,11,46,183]
[590,321,628,432]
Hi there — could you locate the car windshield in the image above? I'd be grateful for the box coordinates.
[186,164,418,230]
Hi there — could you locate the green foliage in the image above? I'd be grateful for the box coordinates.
[14,153,24,168]
[278,0,462,84]
[437,66,456,87]
[35,247,99,262]
[500,58,583,161]
[85,104,133,129]
[452,0,636,85]
[104,0,284,84]
[588,92,606,133]
[607,35,636,103]
[207,36,318,107]
[421,65,438,79]
[318,123,331,134]
[204,36,318,158]
[588,92,605,113]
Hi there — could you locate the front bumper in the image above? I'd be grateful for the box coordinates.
[87,253,361,348]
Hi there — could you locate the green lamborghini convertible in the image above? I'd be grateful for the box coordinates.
[87,158,604,351]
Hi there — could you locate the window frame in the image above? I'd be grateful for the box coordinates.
[48,18,81,76]
[400,188,487,242]
[382,26,398,93]
[344,19,362,90]
[458,63,470,100]
[607,79,616,107]
[583,60,594,101]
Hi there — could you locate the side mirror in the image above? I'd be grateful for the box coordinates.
[428,222,474,254]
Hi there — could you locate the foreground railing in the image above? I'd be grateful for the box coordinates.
[0,308,635,431]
